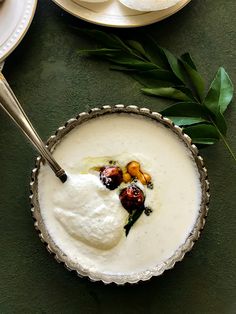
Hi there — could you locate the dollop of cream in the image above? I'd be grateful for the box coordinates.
[53,173,128,250]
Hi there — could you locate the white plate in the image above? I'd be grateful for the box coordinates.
[0,0,37,63]
[52,0,191,28]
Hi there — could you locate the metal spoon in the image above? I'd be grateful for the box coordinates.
[0,73,67,183]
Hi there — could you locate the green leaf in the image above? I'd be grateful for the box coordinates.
[141,35,169,69]
[110,65,137,71]
[181,53,197,70]
[133,75,172,88]
[204,67,234,114]
[162,48,187,84]
[132,69,178,87]
[139,69,178,82]
[79,49,155,71]
[124,208,144,236]
[204,67,233,135]
[184,124,220,145]
[181,53,205,101]
[168,116,207,126]
[161,102,208,126]
[108,56,157,70]
[78,48,121,57]
[175,86,197,101]
[142,87,193,101]
[126,40,147,58]
[110,34,134,54]
[80,48,158,70]
[110,66,172,77]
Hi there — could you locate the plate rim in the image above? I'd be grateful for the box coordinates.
[51,0,191,28]
[0,0,38,63]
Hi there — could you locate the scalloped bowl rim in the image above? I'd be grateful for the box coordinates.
[30,105,209,285]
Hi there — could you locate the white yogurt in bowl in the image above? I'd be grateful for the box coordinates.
[31,106,209,284]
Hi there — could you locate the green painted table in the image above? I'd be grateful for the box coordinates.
[0,1,235,313]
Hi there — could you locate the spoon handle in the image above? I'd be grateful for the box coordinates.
[0,73,67,183]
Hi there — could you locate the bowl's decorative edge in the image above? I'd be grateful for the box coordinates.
[30,105,210,285]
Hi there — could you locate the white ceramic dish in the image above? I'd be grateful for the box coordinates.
[0,0,37,63]
[52,0,191,28]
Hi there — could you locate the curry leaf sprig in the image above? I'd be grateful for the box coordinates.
[78,29,235,162]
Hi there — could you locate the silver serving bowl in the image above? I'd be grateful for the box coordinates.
[30,105,209,285]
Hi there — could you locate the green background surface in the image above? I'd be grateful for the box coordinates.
[0,0,236,313]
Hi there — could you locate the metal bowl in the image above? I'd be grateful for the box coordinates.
[30,105,209,285]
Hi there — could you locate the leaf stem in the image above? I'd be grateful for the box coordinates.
[128,51,161,69]
[129,50,148,63]
[211,119,236,162]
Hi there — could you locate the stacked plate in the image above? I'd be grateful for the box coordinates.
[0,0,191,63]
[0,0,37,63]
[52,0,191,27]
